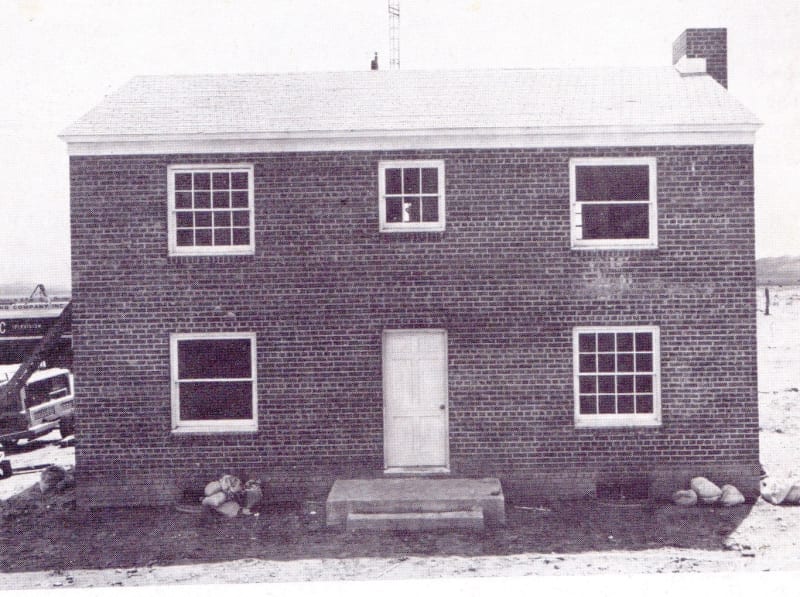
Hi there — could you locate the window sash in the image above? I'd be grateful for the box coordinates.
[573,326,661,427]
[177,380,254,421]
[168,165,255,256]
[170,333,257,432]
[569,158,657,249]
[379,160,445,231]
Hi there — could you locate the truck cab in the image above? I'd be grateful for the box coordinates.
[0,365,75,448]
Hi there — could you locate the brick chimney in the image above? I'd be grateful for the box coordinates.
[672,28,727,88]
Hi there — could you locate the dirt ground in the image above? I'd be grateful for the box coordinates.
[1,286,799,591]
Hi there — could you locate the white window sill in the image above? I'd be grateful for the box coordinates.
[169,247,255,257]
[380,224,445,233]
[171,422,258,434]
[571,242,658,251]
[575,416,661,429]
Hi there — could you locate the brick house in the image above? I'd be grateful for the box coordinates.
[62,28,761,507]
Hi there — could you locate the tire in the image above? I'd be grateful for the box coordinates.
[0,460,11,479]
[59,415,75,439]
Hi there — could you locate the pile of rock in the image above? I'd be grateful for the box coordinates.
[201,474,263,517]
[672,477,745,507]
[39,465,75,493]
[760,476,800,506]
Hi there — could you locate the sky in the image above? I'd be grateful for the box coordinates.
[0,0,798,292]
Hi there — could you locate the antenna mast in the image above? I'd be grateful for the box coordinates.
[388,0,400,69]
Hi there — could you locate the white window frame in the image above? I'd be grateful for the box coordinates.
[378,160,446,232]
[573,325,661,428]
[170,332,258,433]
[168,164,255,256]
[569,157,658,250]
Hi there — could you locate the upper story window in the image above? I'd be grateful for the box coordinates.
[168,164,255,256]
[379,160,445,232]
[569,157,657,249]
[170,332,257,433]
[573,326,661,428]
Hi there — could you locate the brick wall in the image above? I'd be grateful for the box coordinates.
[69,144,758,506]
[673,28,728,88]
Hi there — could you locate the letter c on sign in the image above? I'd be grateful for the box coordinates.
[0,321,5,334]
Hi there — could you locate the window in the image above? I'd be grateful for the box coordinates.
[170,333,257,433]
[379,160,445,231]
[168,165,254,255]
[24,374,72,408]
[569,157,657,249]
[573,326,661,427]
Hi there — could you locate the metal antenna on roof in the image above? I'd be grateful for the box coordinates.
[388,0,400,69]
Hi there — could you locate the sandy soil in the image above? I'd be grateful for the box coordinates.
[0,286,798,591]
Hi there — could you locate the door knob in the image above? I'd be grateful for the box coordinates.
[439,404,446,410]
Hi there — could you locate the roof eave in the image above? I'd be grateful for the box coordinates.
[60,123,762,156]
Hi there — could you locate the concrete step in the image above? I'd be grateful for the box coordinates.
[346,509,484,531]
[347,498,483,514]
[326,478,505,528]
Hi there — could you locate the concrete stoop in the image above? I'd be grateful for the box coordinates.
[325,477,505,531]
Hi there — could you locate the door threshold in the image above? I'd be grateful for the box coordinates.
[384,467,450,475]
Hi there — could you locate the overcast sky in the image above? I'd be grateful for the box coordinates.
[1,0,798,292]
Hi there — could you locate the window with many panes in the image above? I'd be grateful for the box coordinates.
[168,165,254,255]
[573,326,661,427]
[379,160,445,231]
[170,333,257,433]
[569,157,657,249]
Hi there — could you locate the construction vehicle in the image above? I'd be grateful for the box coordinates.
[0,447,9,478]
[0,301,73,449]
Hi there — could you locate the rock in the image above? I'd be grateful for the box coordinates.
[201,491,227,508]
[783,483,800,504]
[690,477,722,504]
[56,470,76,492]
[204,480,221,497]
[39,465,67,493]
[243,480,263,510]
[761,477,792,505]
[215,500,241,518]
[218,475,242,497]
[719,484,745,507]
[672,489,698,506]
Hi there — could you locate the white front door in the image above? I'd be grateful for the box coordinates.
[383,329,449,471]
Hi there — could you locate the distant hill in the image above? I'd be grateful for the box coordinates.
[757,256,800,286]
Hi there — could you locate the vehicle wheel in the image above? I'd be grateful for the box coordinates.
[59,416,75,439]
[0,460,11,479]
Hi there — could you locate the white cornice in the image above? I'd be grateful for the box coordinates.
[60,124,760,156]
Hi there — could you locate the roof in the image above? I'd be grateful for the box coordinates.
[61,67,761,155]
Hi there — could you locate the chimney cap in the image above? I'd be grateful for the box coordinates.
[674,56,707,76]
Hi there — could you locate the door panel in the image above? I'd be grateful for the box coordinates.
[383,330,448,469]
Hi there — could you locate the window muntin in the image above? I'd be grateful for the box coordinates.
[573,326,661,427]
[168,165,254,255]
[170,333,257,433]
[569,158,657,249]
[379,160,445,231]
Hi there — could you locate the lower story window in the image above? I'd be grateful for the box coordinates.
[573,326,661,427]
[170,332,257,433]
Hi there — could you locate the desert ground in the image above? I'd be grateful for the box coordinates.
[0,286,798,592]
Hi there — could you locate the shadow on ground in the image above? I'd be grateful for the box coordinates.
[0,488,754,573]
